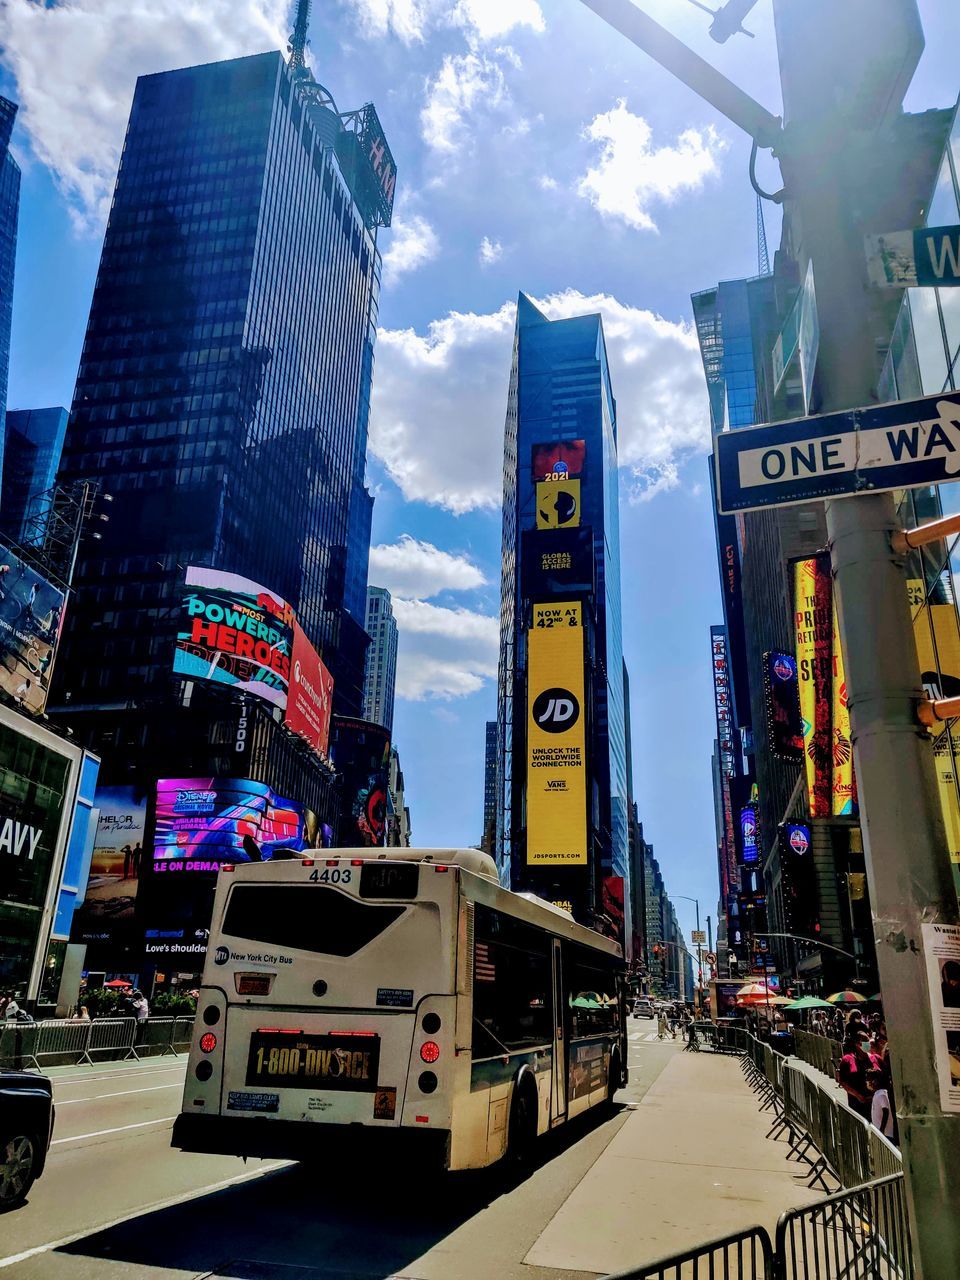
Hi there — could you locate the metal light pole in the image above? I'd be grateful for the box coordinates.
[578,3,960,1273]
[675,894,703,1009]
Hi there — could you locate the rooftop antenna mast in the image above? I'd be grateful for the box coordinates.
[286,0,338,110]
[756,191,770,276]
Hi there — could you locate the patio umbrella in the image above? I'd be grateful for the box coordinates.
[826,990,866,1004]
[103,979,132,988]
[783,996,833,1010]
[736,981,773,998]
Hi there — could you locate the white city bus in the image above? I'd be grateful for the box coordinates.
[172,848,626,1170]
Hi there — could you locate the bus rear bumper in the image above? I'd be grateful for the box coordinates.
[172,1112,451,1167]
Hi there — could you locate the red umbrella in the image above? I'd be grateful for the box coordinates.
[104,979,132,989]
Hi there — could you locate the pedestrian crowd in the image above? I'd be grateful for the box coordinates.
[818,1007,898,1143]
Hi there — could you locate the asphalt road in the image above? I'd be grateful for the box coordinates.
[0,1021,678,1280]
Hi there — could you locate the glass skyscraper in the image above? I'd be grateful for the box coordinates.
[362,585,398,735]
[0,95,20,473]
[496,294,628,924]
[2,406,69,543]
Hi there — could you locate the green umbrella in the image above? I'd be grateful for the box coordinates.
[783,995,833,1010]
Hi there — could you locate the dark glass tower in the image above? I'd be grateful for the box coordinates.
[496,295,628,924]
[0,96,20,470]
[50,53,391,969]
[2,407,69,543]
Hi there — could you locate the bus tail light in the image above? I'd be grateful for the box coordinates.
[221,864,235,872]
[420,1041,440,1063]
[433,865,449,873]
[199,1032,217,1054]
[302,858,315,866]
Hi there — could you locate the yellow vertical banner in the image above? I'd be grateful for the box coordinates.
[910,579,960,864]
[526,601,587,865]
[794,560,818,813]
[831,598,855,816]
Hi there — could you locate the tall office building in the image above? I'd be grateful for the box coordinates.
[362,585,398,734]
[2,407,69,543]
[50,50,395,973]
[0,96,20,468]
[481,719,497,853]
[495,294,628,924]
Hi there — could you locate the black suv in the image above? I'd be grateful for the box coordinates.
[0,1071,54,1211]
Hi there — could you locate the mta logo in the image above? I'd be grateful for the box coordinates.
[214,945,230,966]
[532,687,580,732]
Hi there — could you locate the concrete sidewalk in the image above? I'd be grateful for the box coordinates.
[524,1050,822,1275]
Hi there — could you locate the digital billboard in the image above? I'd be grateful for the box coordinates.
[601,875,625,948]
[793,554,835,818]
[286,622,334,756]
[763,650,803,762]
[329,718,391,847]
[154,778,323,872]
[740,805,759,864]
[173,567,294,710]
[0,543,66,716]
[520,527,594,599]
[831,600,855,815]
[70,785,149,945]
[532,440,586,481]
[910,580,960,864]
[711,627,739,901]
[526,601,587,865]
[536,479,581,530]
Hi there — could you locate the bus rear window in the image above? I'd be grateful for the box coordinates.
[221,885,405,956]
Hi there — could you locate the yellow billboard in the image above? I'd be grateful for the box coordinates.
[526,601,587,865]
[536,479,581,530]
[909,579,960,864]
[831,598,855,816]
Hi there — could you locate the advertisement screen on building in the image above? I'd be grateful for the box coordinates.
[740,805,759,864]
[70,785,149,945]
[0,544,66,716]
[711,627,738,900]
[329,718,391,847]
[520,527,594,598]
[536,480,581,530]
[793,555,856,818]
[285,622,334,756]
[0,716,73,994]
[910,580,960,864]
[763,650,803,762]
[532,440,586,481]
[154,778,322,872]
[173,567,294,710]
[526,601,587,865]
[601,875,625,948]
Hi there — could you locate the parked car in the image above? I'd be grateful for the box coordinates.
[0,1071,54,1211]
[632,998,654,1019]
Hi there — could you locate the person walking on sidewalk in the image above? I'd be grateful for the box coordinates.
[837,1034,877,1120]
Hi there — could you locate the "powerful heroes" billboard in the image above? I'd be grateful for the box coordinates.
[526,601,587,865]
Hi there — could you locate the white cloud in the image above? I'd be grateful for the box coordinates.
[479,236,503,265]
[343,0,543,42]
[392,599,499,700]
[420,50,509,152]
[369,535,487,599]
[538,175,558,191]
[368,290,709,514]
[381,213,440,283]
[0,0,290,232]
[578,100,726,232]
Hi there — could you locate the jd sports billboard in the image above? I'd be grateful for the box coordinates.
[526,601,587,866]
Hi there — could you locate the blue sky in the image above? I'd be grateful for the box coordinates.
[2,0,958,949]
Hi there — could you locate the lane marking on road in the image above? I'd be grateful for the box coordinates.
[57,1083,183,1105]
[51,1063,187,1087]
[52,1116,178,1145]
[0,1161,290,1270]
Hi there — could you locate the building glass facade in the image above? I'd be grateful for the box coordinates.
[362,585,398,734]
[2,407,69,543]
[495,294,628,923]
[0,95,20,477]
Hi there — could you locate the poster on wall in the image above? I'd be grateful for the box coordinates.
[70,785,149,944]
[285,622,334,756]
[0,544,66,716]
[173,567,294,710]
[532,440,586,481]
[921,923,960,1114]
[329,718,391,847]
[526,601,587,865]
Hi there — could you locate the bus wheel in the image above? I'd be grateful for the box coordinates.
[607,1050,622,1106]
[507,1078,537,1167]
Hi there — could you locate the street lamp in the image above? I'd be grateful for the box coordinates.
[674,894,704,1010]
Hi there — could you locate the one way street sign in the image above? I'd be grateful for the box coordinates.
[866,224,960,288]
[714,391,960,515]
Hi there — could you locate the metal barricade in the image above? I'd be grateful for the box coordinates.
[0,1020,41,1070]
[793,1030,841,1081]
[776,1174,912,1280]
[868,1128,902,1180]
[135,1017,178,1057]
[81,1017,139,1064]
[171,1017,195,1052]
[604,1226,775,1279]
[34,1019,93,1067]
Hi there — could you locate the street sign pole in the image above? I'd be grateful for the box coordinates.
[790,123,960,1277]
